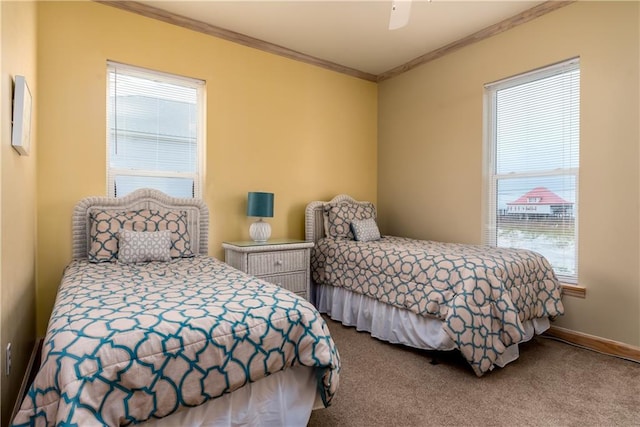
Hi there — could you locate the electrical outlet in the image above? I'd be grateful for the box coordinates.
[6,343,11,376]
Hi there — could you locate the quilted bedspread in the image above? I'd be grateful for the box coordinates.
[14,257,340,426]
[311,236,563,376]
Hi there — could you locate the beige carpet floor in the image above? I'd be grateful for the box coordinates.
[308,316,640,427]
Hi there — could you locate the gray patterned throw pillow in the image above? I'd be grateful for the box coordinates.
[324,201,376,240]
[88,209,193,262]
[350,218,381,242]
[117,229,172,264]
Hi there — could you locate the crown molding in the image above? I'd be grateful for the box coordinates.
[377,1,574,82]
[94,0,378,82]
[96,1,573,84]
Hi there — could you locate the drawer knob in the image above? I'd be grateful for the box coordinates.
[275,260,283,266]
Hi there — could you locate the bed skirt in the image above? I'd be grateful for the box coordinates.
[144,366,321,427]
[315,284,550,369]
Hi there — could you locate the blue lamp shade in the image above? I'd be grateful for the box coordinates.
[247,192,274,243]
[247,192,274,218]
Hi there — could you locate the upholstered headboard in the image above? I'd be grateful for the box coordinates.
[72,188,209,260]
[305,194,372,244]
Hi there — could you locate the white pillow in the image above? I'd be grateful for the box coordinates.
[117,229,172,264]
[350,218,381,242]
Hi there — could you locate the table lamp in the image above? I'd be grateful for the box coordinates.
[247,192,274,243]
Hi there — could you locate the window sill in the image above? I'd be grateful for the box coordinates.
[560,283,586,298]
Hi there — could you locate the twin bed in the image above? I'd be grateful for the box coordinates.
[15,189,565,425]
[306,194,565,376]
[13,189,339,426]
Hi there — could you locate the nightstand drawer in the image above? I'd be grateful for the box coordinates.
[248,250,306,275]
[260,272,306,294]
[222,240,313,301]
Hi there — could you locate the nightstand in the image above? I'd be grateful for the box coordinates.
[222,239,314,300]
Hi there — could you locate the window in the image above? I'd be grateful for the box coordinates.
[107,61,205,198]
[483,58,580,283]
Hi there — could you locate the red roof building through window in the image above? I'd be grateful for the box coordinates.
[506,187,574,217]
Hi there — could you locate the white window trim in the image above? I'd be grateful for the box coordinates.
[106,61,206,198]
[482,58,580,284]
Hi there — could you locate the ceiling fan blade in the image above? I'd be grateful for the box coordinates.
[389,0,412,30]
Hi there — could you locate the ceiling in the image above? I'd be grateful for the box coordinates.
[135,0,546,77]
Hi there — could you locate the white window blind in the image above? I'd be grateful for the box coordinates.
[107,61,204,198]
[483,58,580,283]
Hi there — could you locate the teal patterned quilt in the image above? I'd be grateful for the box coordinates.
[13,257,340,426]
[311,236,563,376]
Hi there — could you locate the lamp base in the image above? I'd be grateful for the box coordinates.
[249,219,271,243]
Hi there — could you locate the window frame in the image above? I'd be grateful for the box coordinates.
[482,58,580,285]
[106,61,206,198]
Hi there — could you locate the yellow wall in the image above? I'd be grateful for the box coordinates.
[36,1,377,334]
[3,0,636,421]
[0,1,38,423]
[378,2,640,346]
